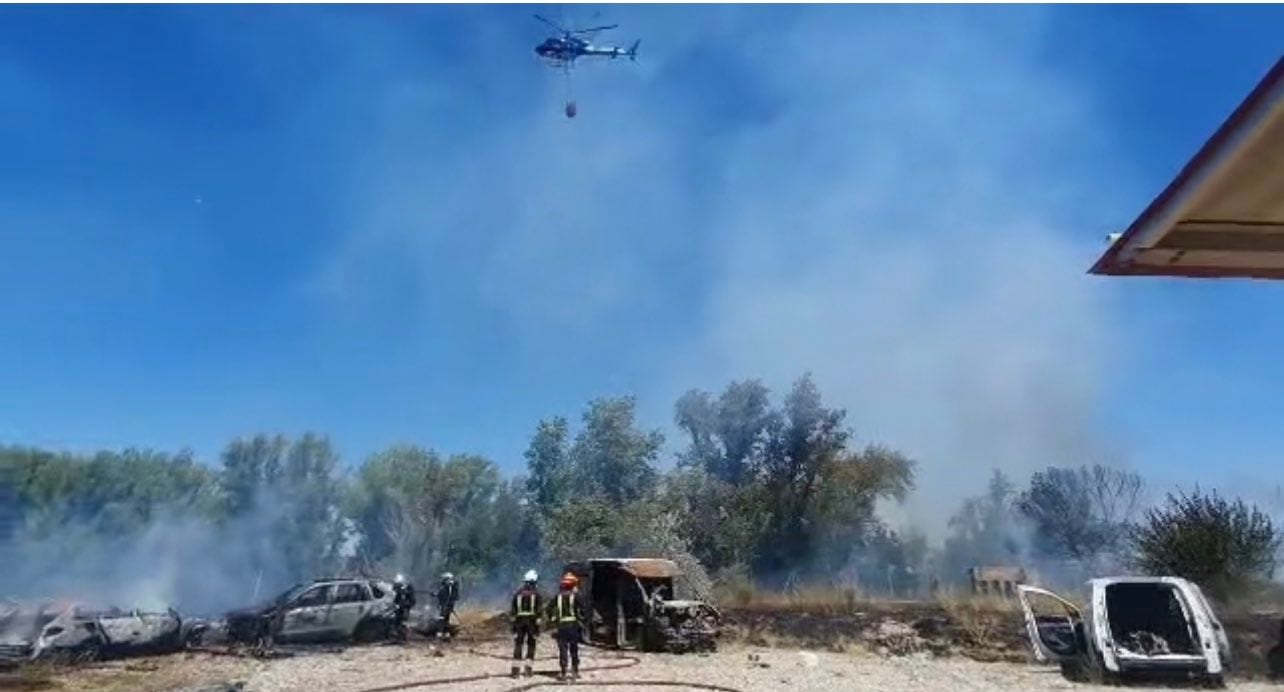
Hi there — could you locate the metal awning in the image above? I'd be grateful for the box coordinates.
[1091,56,1284,279]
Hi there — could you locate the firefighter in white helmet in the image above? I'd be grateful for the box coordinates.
[510,570,542,677]
[436,572,458,640]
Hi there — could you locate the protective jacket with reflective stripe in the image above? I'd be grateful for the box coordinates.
[548,591,582,625]
[511,588,542,620]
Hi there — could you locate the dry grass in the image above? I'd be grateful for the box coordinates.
[0,662,61,691]
[451,605,500,629]
[720,585,866,614]
[939,599,1004,649]
[933,591,1021,615]
[22,654,258,692]
[713,582,1023,616]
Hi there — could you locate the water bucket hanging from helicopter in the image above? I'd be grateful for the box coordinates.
[532,13,638,120]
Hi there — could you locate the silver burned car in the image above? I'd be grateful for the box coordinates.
[222,577,399,646]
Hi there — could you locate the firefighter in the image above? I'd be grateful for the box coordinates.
[392,574,415,641]
[546,572,583,681]
[510,570,542,678]
[436,572,459,639]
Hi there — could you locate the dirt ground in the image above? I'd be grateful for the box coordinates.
[9,638,1282,692]
[6,602,1281,692]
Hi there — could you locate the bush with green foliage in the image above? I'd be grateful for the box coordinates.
[1131,489,1282,601]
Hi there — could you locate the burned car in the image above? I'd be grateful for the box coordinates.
[1018,577,1231,686]
[563,558,720,653]
[221,577,399,647]
[0,600,66,663]
[0,600,185,664]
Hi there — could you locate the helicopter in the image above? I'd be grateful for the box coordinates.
[533,13,639,118]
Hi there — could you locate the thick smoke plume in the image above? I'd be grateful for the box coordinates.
[315,6,1130,539]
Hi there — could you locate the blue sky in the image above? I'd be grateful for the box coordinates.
[2,4,1283,530]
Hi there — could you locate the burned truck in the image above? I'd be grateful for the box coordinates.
[1018,577,1231,686]
[563,558,720,653]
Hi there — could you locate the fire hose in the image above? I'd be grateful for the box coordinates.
[507,683,745,692]
[354,647,747,692]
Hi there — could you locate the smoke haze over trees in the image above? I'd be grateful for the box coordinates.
[1,374,1279,613]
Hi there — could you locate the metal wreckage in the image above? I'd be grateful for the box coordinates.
[1,559,721,667]
[0,599,192,664]
[0,577,417,665]
[1017,576,1233,686]
[563,558,722,653]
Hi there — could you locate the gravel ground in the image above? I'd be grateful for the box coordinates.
[32,640,1284,692]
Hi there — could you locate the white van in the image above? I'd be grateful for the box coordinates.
[1017,577,1231,686]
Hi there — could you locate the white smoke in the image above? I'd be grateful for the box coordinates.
[313,5,1132,538]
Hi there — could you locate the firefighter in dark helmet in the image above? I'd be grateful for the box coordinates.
[546,572,584,681]
[391,573,416,641]
[510,570,542,678]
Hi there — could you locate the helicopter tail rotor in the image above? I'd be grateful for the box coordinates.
[627,39,640,61]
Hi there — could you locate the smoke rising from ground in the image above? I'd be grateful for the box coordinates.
[316,6,1129,538]
[0,483,343,616]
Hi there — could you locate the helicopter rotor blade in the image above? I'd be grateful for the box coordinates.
[533,14,567,33]
[571,24,618,35]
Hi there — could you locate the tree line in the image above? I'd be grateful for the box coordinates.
[0,374,1278,609]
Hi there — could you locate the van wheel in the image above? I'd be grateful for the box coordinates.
[1204,675,1226,689]
[1059,659,1087,682]
[1081,655,1119,686]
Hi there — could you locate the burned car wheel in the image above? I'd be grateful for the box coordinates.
[75,644,102,664]
[353,619,389,644]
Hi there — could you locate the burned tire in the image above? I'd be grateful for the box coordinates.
[79,644,103,664]
[353,619,389,644]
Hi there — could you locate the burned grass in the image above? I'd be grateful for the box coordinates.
[717,596,1029,663]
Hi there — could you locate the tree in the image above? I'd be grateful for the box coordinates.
[752,374,852,579]
[669,375,916,585]
[219,434,288,519]
[671,380,775,573]
[942,470,1023,581]
[215,434,348,591]
[1131,488,1282,601]
[807,444,915,577]
[662,467,764,574]
[675,380,771,485]
[348,446,524,591]
[1016,464,1142,569]
[524,417,571,516]
[567,396,663,506]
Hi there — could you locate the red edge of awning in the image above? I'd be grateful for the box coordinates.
[1090,55,1284,277]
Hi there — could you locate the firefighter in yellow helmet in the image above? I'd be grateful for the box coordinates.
[546,572,584,681]
[510,570,542,678]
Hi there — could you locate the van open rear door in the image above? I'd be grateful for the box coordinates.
[1016,585,1084,664]
[1171,579,1228,676]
